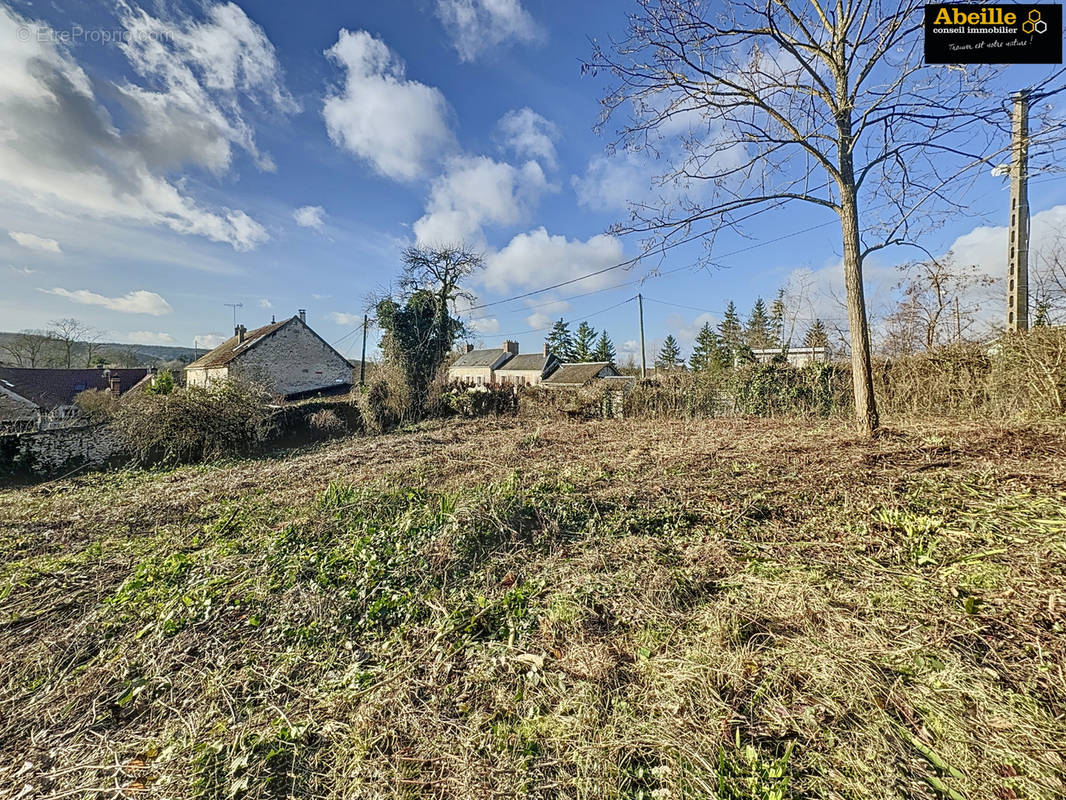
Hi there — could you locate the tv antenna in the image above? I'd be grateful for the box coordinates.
[224,302,243,327]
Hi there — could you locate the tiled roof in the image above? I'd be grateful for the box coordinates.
[542,362,618,385]
[0,367,149,410]
[185,319,291,370]
[451,349,512,368]
[496,353,555,372]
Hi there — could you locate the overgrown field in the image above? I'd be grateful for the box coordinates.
[1,417,1064,799]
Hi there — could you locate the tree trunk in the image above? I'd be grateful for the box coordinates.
[839,186,880,435]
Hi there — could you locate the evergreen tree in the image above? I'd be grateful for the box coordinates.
[593,330,616,363]
[1034,301,1051,327]
[745,297,774,349]
[655,334,683,369]
[718,301,743,352]
[803,319,830,349]
[545,318,575,361]
[573,321,598,361]
[769,289,787,348]
[689,322,728,371]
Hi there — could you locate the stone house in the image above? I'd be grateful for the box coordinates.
[494,345,560,386]
[0,367,149,427]
[185,311,351,398]
[541,362,623,389]
[447,341,519,385]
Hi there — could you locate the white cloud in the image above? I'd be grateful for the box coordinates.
[323,30,454,182]
[482,227,624,293]
[125,330,176,345]
[0,4,289,250]
[9,231,61,253]
[8,265,35,275]
[293,205,326,230]
[329,311,363,325]
[194,332,227,349]
[41,288,172,315]
[414,155,550,245]
[257,298,272,308]
[312,293,332,300]
[496,108,558,169]
[468,316,500,334]
[436,0,542,62]
[572,152,654,212]
[526,311,553,329]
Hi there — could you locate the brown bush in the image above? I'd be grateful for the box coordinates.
[308,408,348,438]
[110,380,275,466]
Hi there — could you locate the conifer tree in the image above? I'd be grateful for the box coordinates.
[689,322,727,371]
[746,297,774,349]
[769,289,787,349]
[718,302,743,353]
[545,318,575,361]
[655,334,683,369]
[803,319,830,349]
[593,330,616,363]
[573,321,598,361]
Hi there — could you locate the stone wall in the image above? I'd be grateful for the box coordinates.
[0,423,122,477]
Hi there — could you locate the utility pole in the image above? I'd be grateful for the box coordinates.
[1007,90,1030,332]
[224,302,244,329]
[637,293,647,379]
[359,314,368,387]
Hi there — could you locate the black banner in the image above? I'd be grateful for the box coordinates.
[925,4,1062,63]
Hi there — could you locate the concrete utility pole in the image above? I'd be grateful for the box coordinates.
[637,293,647,379]
[359,314,368,387]
[1007,90,1030,332]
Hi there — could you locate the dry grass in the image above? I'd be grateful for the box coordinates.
[1,416,1065,799]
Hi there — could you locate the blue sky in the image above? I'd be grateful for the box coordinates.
[2,0,1066,364]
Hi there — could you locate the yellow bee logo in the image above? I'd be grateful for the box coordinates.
[1022,9,1048,34]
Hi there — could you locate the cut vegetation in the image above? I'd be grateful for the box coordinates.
[1,417,1064,798]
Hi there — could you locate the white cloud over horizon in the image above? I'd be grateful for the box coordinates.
[482,227,624,294]
[40,288,172,315]
[414,155,551,245]
[324,30,454,182]
[125,330,176,345]
[9,231,61,253]
[329,311,363,325]
[435,0,542,62]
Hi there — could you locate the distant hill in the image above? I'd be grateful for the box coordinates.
[0,331,200,368]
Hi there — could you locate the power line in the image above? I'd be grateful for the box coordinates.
[487,295,637,339]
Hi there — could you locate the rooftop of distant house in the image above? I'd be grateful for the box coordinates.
[0,367,149,410]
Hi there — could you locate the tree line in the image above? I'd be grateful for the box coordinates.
[0,319,132,368]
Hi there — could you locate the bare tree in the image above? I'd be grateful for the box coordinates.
[1033,233,1066,325]
[47,318,99,368]
[587,0,1065,433]
[882,252,994,354]
[1,329,54,367]
[398,244,484,354]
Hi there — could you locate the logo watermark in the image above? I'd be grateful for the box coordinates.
[15,23,174,46]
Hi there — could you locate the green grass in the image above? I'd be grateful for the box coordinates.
[1,419,1064,798]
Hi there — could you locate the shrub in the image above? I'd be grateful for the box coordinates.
[439,383,518,417]
[145,369,175,395]
[110,380,275,467]
[308,408,348,438]
[73,388,119,421]
[356,379,404,434]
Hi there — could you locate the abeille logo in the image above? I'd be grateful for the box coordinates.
[1022,9,1048,34]
[932,6,1019,25]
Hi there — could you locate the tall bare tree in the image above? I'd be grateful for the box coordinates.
[587,0,1065,433]
[1,330,54,367]
[47,318,100,368]
[1033,233,1066,325]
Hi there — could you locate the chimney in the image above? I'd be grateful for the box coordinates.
[236,325,247,344]
[465,343,474,353]
[109,376,121,396]
[503,340,519,355]
[543,342,550,358]
[298,309,306,323]
[271,314,276,324]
